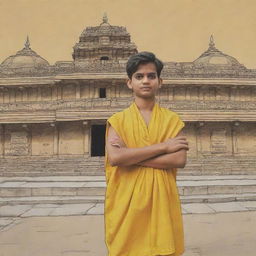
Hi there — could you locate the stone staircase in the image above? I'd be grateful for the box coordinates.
[0,156,255,177]
[1,175,256,207]
[0,155,255,216]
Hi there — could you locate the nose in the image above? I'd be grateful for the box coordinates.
[142,75,150,84]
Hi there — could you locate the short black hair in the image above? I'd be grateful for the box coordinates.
[126,51,164,79]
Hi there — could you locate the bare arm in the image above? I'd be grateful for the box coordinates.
[137,149,187,169]
[137,131,188,169]
[106,125,166,167]
[106,124,188,168]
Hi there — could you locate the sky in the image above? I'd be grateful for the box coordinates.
[0,0,256,68]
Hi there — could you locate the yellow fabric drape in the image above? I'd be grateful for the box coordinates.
[104,101,185,256]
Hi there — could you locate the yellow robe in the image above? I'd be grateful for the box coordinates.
[104,101,185,256]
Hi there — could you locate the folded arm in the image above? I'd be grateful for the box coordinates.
[106,125,167,167]
[106,124,188,169]
[137,149,187,169]
[137,130,188,169]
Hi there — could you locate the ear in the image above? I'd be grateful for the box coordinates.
[126,78,133,90]
[158,78,163,88]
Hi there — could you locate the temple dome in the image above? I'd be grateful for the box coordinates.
[73,13,137,62]
[193,36,243,68]
[1,37,50,70]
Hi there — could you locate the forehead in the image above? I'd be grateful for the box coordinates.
[134,62,157,74]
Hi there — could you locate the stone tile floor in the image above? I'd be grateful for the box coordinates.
[0,212,255,256]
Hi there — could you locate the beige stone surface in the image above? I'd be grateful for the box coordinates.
[0,212,255,256]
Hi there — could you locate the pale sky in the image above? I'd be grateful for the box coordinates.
[1,0,256,68]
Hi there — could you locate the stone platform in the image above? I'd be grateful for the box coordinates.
[0,212,256,256]
[0,175,255,217]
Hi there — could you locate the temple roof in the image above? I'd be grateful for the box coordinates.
[80,13,130,37]
[193,35,244,68]
[72,14,137,62]
[1,36,50,71]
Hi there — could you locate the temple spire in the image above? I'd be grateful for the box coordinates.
[209,35,215,49]
[103,12,108,23]
[24,36,30,49]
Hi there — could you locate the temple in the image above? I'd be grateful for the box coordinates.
[0,15,255,177]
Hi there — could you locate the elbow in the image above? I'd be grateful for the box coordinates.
[108,155,118,167]
[176,158,187,168]
[109,155,125,167]
[175,149,187,168]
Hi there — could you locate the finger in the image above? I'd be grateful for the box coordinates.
[111,143,121,148]
[175,137,188,141]
[175,136,187,139]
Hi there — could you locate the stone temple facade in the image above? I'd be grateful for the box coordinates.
[0,15,255,177]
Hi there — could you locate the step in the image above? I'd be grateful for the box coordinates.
[0,201,256,217]
[1,193,256,207]
[0,175,256,197]
[1,174,256,182]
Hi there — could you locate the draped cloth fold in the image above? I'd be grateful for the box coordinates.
[104,101,185,256]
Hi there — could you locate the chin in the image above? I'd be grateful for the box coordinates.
[138,94,155,99]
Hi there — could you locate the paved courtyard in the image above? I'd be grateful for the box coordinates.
[0,211,255,256]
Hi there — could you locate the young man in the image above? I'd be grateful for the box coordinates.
[104,52,189,256]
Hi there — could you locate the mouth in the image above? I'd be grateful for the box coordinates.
[141,87,151,90]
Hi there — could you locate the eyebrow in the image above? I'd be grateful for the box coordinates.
[134,72,157,75]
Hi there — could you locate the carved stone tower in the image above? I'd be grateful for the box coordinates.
[72,13,138,68]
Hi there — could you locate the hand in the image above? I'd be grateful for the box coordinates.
[163,136,189,153]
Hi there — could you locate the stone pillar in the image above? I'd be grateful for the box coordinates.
[106,86,112,99]
[198,86,204,101]
[159,86,168,101]
[53,123,58,156]
[83,121,89,155]
[9,88,15,102]
[252,87,256,101]
[239,87,246,102]
[209,87,216,101]
[23,88,28,101]
[37,87,42,101]
[190,87,198,100]
[3,88,10,103]
[57,85,62,100]
[185,123,198,158]
[197,122,211,156]
[52,86,58,100]
[110,81,116,98]
[0,124,4,157]
[0,88,4,103]
[76,83,81,99]
[168,87,174,100]
[84,84,90,99]
[185,87,191,100]
[174,87,186,101]
[89,81,95,98]
[216,87,229,101]
[16,88,23,102]
[230,87,236,101]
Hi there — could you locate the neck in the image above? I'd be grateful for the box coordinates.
[134,96,156,111]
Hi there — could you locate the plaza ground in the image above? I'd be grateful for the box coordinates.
[0,211,255,256]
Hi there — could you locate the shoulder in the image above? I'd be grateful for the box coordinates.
[159,105,185,131]
[107,107,129,127]
[107,109,125,122]
[107,104,132,123]
[159,105,181,119]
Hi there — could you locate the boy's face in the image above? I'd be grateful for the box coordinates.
[127,62,162,99]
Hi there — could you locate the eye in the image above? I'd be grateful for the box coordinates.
[148,73,156,79]
[134,74,143,80]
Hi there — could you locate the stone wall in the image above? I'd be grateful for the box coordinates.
[0,78,255,176]
[0,121,255,176]
[0,83,256,104]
